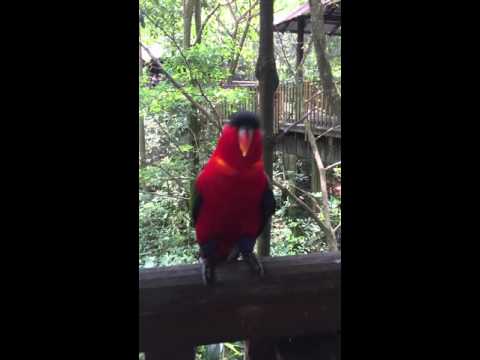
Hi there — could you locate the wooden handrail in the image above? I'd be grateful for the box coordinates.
[140,252,341,353]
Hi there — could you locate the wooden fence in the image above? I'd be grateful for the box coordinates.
[217,81,340,134]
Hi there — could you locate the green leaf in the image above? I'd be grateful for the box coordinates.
[224,343,241,355]
[179,144,193,152]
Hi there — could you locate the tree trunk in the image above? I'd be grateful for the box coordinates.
[309,0,341,120]
[194,0,201,38]
[183,0,195,48]
[247,1,279,358]
[139,29,146,167]
[184,0,201,211]
[139,116,146,167]
[255,0,279,257]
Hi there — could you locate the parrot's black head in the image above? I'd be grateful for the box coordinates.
[229,111,260,130]
[214,111,263,168]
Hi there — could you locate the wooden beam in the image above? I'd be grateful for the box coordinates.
[145,346,194,360]
[139,252,341,352]
[296,17,306,77]
[275,333,340,360]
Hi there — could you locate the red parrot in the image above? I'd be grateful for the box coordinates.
[192,112,276,284]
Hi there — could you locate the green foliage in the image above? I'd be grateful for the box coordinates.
[139,164,196,268]
[196,342,244,360]
[271,202,329,256]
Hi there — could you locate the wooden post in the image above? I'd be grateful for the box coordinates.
[295,17,305,125]
[244,338,276,360]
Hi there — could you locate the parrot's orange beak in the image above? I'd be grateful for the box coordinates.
[238,128,253,157]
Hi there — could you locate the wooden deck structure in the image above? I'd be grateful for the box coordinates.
[140,251,341,359]
[217,81,340,137]
[217,80,341,171]
[273,0,341,36]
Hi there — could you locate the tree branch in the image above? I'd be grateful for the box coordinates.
[276,32,295,78]
[296,36,313,73]
[272,179,331,235]
[314,124,340,140]
[193,4,220,45]
[325,161,341,171]
[229,5,254,78]
[305,122,338,252]
[215,14,233,38]
[140,42,215,126]
[227,0,238,22]
[334,222,341,233]
[237,0,260,23]
[143,15,222,129]
[286,179,322,212]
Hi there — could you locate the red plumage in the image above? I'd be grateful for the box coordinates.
[193,121,270,260]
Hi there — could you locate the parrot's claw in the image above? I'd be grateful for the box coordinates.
[201,258,215,285]
[244,253,264,277]
[227,245,240,262]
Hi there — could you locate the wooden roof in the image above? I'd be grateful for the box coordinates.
[140,43,164,62]
[274,0,341,35]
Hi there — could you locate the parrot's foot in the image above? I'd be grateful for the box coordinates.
[226,245,240,262]
[201,258,216,285]
[243,252,264,277]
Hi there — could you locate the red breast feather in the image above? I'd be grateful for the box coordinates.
[195,124,268,259]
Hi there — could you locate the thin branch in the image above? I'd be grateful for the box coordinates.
[273,179,331,235]
[325,161,341,171]
[140,43,215,125]
[227,1,238,22]
[296,36,313,73]
[315,124,340,140]
[193,4,220,45]
[229,7,254,78]
[334,222,341,233]
[150,117,185,153]
[215,14,233,38]
[276,32,295,78]
[219,0,236,6]
[141,18,220,126]
[237,0,260,23]
[185,124,200,151]
[140,190,190,201]
[147,162,187,192]
[147,19,222,127]
[305,122,338,252]
[287,180,322,212]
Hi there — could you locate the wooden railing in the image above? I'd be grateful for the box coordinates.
[216,81,341,135]
[139,252,341,359]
